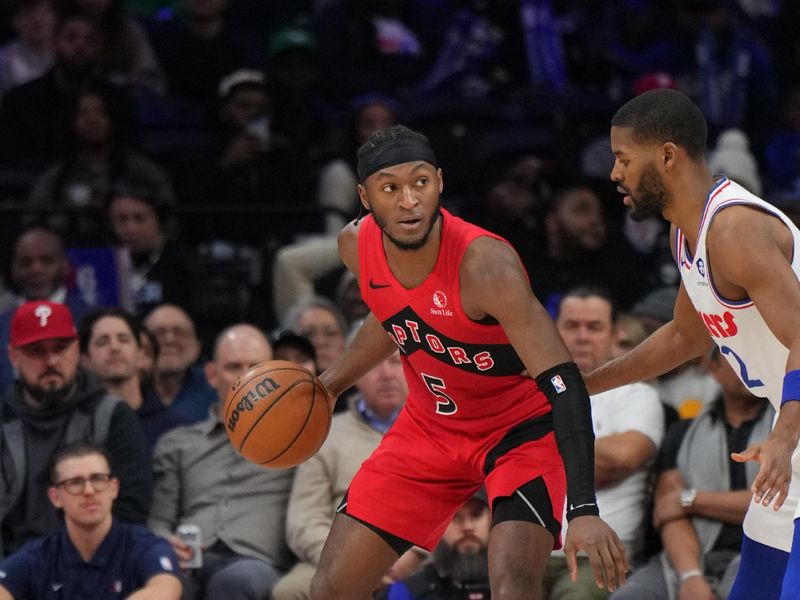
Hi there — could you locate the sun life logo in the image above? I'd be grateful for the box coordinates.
[430,290,454,317]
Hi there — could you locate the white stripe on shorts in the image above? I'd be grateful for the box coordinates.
[515,489,546,528]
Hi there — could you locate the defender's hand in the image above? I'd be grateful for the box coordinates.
[731,436,794,510]
[563,515,628,592]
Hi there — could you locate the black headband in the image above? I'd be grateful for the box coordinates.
[357,138,438,182]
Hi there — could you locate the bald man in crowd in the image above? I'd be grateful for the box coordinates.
[149,324,295,600]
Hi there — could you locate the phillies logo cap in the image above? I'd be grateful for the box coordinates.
[9,301,78,348]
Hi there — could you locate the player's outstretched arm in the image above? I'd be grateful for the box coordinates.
[709,207,800,510]
[460,238,573,373]
[585,282,711,395]
[461,237,627,591]
[318,311,397,399]
[318,220,398,399]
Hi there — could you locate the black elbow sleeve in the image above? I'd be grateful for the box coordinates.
[535,362,599,521]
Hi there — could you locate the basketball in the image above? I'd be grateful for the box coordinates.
[224,360,333,468]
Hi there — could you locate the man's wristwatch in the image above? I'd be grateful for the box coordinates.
[681,488,698,509]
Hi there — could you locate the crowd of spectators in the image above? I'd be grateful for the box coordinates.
[0,287,773,598]
[0,0,797,598]
[0,0,796,338]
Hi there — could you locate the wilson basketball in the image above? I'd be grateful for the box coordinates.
[224,360,333,468]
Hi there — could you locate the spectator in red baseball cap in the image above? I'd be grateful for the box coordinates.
[10,300,77,343]
[0,299,152,558]
[0,225,92,395]
[8,300,79,406]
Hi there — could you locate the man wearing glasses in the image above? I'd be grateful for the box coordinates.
[0,441,181,599]
[0,301,152,557]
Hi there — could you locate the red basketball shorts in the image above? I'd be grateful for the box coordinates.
[344,405,567,551]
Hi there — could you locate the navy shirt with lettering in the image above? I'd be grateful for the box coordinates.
[0,521,179,599]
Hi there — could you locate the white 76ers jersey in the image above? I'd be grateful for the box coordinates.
[677,176,800,551]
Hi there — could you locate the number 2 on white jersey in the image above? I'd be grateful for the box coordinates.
[720,345,764,388]
[421,373,458,415]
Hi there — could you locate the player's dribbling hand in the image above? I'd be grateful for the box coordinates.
[563,516,628,592]
[318,382,338,414]
[731,436,794,510]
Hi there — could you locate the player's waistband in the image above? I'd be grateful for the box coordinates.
[483,411,554,475]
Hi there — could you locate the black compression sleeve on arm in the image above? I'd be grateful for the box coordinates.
[535,362,599,521]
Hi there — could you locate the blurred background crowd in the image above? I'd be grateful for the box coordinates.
[0,0,798,598]
[0,0,798,343]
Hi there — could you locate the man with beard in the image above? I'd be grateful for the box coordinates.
[378,493,491,600]
[0,226,91,393]
[311,125,627,600]
[79,307,187,451]
[587,88,800,599]
[0,301,151,557]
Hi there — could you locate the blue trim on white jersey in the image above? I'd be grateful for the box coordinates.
[705,200,797,309]
[682,176,730,269]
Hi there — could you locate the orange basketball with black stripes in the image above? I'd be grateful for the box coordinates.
[224,360,333,468]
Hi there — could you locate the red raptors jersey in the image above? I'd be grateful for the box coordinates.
[359,208,551,437]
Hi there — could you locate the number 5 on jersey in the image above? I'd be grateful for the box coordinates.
[422,373,458,415]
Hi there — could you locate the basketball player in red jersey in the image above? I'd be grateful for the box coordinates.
[313,126,627,600]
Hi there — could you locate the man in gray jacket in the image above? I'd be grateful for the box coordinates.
[149,323,294,600]
[1,300,152,557]
[273,350,411,600]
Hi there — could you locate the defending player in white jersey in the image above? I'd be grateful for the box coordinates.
[586,89,800,600]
